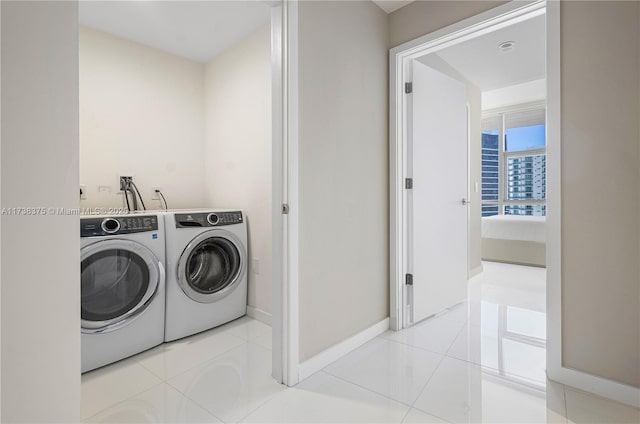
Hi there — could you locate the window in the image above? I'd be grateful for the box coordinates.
[481,106,546,217]
[481,129,500,217]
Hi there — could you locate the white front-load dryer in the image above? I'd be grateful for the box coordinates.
[164,210,247,342]
[81,213,165,372]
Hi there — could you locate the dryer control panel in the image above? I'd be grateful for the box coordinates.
[81,215,159,237]
[175,211,243,228]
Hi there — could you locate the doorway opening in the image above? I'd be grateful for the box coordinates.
[77,1,292,420]
[389,0,560,401]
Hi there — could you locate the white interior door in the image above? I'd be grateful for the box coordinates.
[408,60,469,325]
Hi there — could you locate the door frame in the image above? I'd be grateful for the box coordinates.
[390,0,555,367]
[389,0,549,332]
[389,0,555,371]
[390,0,640,408]
[271,0,300,387]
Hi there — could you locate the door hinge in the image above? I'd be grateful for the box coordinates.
[405,82,413,94]
[405,178,413,189]
[405,273,413,285]
[282,203,289,214]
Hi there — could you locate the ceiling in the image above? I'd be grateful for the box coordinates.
[372,0,414,14]
[79,1,271,63]
[435,14,545,91]
[79,1,416,63]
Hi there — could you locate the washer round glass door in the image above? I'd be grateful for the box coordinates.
[177,229,246,304]
[81,239,163,333]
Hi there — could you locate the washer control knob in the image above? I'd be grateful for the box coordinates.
[207,213,219,226]
[101,218,120,234]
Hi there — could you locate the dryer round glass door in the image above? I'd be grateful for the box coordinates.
[177,229,246,304]
[81,239,163,333]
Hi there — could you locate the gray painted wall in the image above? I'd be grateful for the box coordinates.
[1,1,81,420]
[389,0,507,48]
[560,0,639,388]
[298,0,389,361]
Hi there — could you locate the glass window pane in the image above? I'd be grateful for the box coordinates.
[507,154,546,201]
[482,204,499,217]
[504,204,546,216]
[505,124,546,152]
[482,130,500,217]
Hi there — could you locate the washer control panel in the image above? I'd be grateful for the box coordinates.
[175,211,243,228]
[81,215,159,237]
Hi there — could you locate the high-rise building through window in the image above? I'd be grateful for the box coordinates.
[481,107,546,217]
[506,154,546,215]
[481,132,499,217]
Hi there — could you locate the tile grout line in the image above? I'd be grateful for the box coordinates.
[248,337,273,351]
[82,378,166,423]
[441,314,550,386]
[441,349,548,386]
[406,406,456,424]
[163,378,228,424]
[398,406,413,424]
[441,326,548,386]
[234,384,290,423]
[161,338,254,385]
[135,356,168,381]
[409,407,455,424]
[227,329,272,344]
[406,345,471,423]
[409,351,447,409]
[319,336,450,411]
[364,317,469,420]
[161,340,283,424]
[376,331,462,357]
[138,336,249,382]
[319,369,416,410]
[403,335,461,424]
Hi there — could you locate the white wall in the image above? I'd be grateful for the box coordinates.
[297,0,389,361]
[1,1,80,421]
[482,78,546,111]
[79,26,206,211]
[418,54,483,275]
[390,0,640,390]
[204,26,272,316]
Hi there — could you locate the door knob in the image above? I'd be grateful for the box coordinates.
[461,198,471,205]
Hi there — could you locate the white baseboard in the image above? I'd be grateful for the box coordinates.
[298,317,390,382]
[246,305,272,327]
[469,264,484,278]
[548,363,640,408]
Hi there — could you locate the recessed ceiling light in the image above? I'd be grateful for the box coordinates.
[499,41,515,52]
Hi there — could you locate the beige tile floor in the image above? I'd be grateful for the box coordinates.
[82,262,640,423]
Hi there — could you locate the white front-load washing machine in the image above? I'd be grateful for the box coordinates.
[81,213,166,372]
[164,209,247,342]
